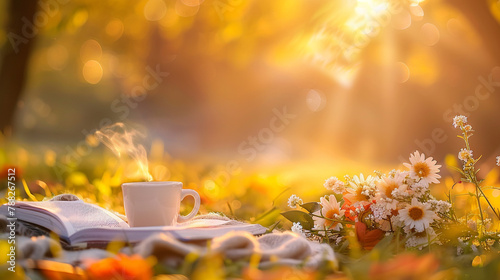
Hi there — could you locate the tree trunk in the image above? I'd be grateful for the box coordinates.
[0,0,39,135]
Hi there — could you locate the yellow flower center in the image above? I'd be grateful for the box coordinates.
[355,187,369,201]
[409,206,424,221]
[385,182,398,198]
[324,209,339,228]
[414,162,430,178]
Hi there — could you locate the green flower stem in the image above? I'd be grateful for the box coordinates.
[475,183,500,220]
[309,228,342,233]
[310,213,355,225]
[396,228,400,254]
[324,227,331,245]
[461,126,486,229]
[474,182,485,227]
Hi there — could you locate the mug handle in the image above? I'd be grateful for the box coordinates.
[177,189,201,223]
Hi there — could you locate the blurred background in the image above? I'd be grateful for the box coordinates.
[1,0,500,219]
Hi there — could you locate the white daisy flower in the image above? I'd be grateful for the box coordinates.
[398,198,437,232]
[287,194,303,209]
[324,176,345,194]
[376,173,407,209]
[349,173,376,189]
[313,195,345,231]
[458,148,473,162]
[496,156,500,167]
[404,151,442,185]
[344,174,377,205]
[452,115,468,128]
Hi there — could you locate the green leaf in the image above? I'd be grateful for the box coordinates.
[254,208,281,227]
[266,221,281,233]
[281,210,314,230]
[300,202,321,213]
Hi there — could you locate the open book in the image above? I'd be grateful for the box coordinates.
[0,200,267,248]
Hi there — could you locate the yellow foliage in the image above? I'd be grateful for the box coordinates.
[65,172,89,188]
[22,179,38,201]
[191,255,225,280]
[472,255,483,267]
[106,240,127,255]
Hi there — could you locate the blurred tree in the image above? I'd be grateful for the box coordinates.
[448,0,500,63]
[0,0,38,135]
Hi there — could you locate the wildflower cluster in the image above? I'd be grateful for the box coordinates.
[285,151,452,249]
[283,115,500,252]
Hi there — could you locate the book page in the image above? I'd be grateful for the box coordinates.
[15,201,129,235]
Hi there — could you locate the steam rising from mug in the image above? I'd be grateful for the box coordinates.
[95,123,153,181]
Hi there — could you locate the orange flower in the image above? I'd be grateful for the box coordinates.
[355,221,384,250]
[341,204,357,222]
[0,165,21,180]
[85,254,153,280]
[368,253,440,280]
[243,267,346,280]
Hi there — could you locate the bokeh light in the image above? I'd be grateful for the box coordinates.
[144,0,168,21]
[421,23,440,46]
[392,10,412,30]
[175,1,199,17]
[395,62,410,83]
[82,60,103,84]
[105,19,125,40]
[306,89,326,112]
[80,39,103,62]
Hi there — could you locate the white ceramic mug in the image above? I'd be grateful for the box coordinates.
[121,181,200,227]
